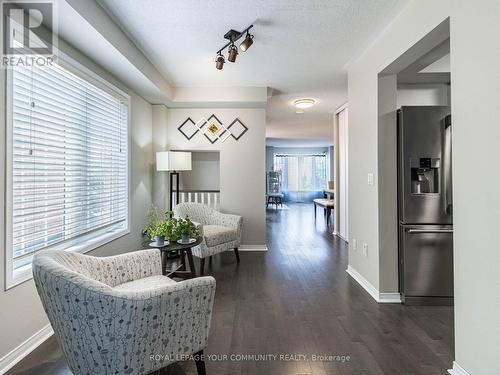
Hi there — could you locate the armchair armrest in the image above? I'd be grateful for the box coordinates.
[213,212,242,231]
[112,276,216,370]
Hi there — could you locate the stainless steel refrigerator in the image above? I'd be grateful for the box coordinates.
[397,106,454,305]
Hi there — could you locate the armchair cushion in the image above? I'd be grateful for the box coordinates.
[203,225,238,247]
[113,274,176,292]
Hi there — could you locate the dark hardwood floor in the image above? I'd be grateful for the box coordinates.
[7,203,454,375]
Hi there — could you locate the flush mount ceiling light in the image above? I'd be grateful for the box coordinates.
[293,98,316,109]
[215,25,254,70]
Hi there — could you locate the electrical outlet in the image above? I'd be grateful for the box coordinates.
[363,243,368,257]
[352,239,357,251]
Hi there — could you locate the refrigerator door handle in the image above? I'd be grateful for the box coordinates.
[407,229,453,234]
[443,115,453,215]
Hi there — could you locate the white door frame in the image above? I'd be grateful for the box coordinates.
[334,103,348,241]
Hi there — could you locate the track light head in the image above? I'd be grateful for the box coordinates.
[228,43,238,62]
[215,53,225,70]
[239,32,254,52]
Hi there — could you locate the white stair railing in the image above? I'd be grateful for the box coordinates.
[173,190,220,211]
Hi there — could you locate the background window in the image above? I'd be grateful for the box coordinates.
[274,153,328,202]
[6,60,129,287]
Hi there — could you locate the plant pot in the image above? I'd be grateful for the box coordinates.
[154,236,165,247]
[181,233,189,243]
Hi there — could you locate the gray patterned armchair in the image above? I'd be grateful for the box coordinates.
[173,203,242,275]
[32,249,216,375]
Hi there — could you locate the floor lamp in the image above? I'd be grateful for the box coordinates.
[156,151,192,211]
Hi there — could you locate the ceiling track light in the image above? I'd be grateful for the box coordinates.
[215,24,254,70]
[215,53,225,70]
[239,32,254,52]
[228,43,238,63]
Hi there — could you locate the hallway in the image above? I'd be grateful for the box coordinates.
[8,204,453,375]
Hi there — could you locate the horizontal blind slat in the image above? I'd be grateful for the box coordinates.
[10,60,129,263]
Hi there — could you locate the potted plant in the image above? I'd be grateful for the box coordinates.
[174,216,199,244]
[145,205,166,246]
[161,211,178,242]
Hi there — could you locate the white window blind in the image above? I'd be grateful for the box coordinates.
[7,61,129,285]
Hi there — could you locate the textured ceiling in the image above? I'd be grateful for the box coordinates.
[99,0,409,144]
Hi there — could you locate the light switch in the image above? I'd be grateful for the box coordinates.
[367,173,374,186]
[352,239,357,251]
[363,243,368,257]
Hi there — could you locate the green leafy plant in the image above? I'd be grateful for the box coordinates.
[159,211,178,241]
[174,216,199,240]
[144,205,165,239]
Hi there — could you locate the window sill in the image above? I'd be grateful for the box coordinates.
[6,225,130,290]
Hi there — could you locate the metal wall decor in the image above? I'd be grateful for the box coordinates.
[177,117,199,140]
[202,114,229,144]
[227,118,248,140]
[178,115,248,143]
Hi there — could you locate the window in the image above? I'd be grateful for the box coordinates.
[6,58,129,288]
[274,153,328,200]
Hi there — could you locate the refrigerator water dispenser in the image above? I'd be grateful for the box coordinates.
[410,157,440,194]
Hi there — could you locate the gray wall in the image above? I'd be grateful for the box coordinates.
[0,39,153,361]
[377,74,399,292]
[179,152,220,191]
[265,146,275,172]
[348,0,500,373]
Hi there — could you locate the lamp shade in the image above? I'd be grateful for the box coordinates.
[156,151,192,171]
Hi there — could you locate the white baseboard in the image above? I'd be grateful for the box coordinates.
[346,266,401,304]
[0,324,53,375]
[448,361,471,375]
[239,245,268,251]
[378,292,402,303]
[333,232,348,242]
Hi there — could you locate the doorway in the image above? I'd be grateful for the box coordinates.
[377,18,453,303]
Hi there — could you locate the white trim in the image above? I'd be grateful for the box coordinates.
[334,232,349,242]
[335,102,349,115]
[239,245,268,251]
[346,265,402,304]
[448,362,471,375]
[0,324,53,375]
[379,292,403,303]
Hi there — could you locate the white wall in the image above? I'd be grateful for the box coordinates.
[397,83,450,107]
[153,107,266,246]
[0,39,153,367]
[348,0,500,373]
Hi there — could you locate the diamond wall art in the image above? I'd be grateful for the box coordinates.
[178,115,248,143]
[177,117,199,140]
[228,118,249,140]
